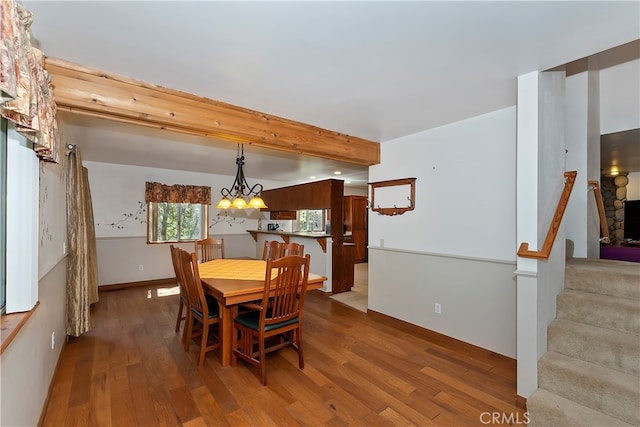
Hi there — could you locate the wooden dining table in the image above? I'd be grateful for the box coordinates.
[198,258,326,366]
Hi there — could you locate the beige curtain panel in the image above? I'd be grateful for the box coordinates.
[145,181,211,205]
[0,0,59,163]
[66,147,99,337]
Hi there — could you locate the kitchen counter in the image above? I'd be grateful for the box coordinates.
[248,229,331,252]
[247,229,355,294]
[247,230,330,239]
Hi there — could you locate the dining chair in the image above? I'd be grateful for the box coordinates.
[232,254,311,385]
[195,237,225,262]
[177,248,221,366]
[262,240,282,261]
[169,245,188,341]
[281,242,304,257]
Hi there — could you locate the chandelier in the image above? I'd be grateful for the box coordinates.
[215,145,268,210]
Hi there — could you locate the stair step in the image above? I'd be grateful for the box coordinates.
[527,388,633,427]
[557,290,640,335]
[565,258,640,300]
[538,352,640,425]
[548,319,640,376]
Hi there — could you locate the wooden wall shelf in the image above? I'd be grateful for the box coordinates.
[369,178,416,216]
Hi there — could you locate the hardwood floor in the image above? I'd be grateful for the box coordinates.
[41,283,524,426]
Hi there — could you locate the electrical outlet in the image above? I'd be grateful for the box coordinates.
[138,264,144,271]
[51,331,55,350]
[63,242,67,254]
[380,238,385,248]
[434,303,442,315]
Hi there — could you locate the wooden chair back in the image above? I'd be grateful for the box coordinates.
[261,254,311,328]
[262,240,282,261]
[233,254,311,383]
[177,248,220,366]
[195,237,225,262]
[169,245,183,292]
[281,242,304,257]
[178,248,208,317]
[170,245,188,334]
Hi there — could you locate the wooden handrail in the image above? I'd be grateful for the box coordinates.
[517,171,577,259]
[588,180,610,243]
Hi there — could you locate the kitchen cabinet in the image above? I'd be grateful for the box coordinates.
[259,179,353,294]
[270,210,297,220]
[344,196,368,263]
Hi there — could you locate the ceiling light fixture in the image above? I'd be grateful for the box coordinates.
[215,144,267,210]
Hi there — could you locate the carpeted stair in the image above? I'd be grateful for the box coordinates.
[527,258,640,427]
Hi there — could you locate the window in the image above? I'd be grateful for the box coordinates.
[1,118,6,313]
[145,181,211,244]
[147,202,208,243]
[297,209,325,232]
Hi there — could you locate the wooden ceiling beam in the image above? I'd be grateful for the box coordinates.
[45,57,380,166]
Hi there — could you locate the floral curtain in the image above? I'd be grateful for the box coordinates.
[145,181,211,205]
[0,0,59,163]
[67,146,99,337]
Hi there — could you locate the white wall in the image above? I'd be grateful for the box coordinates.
[534,71,567,362]
[565,71,589,257]
[368,107,517,358]
[628,172,640,201]
[600,58,640,134]
[85,161,288,285]
[1,141,67,426]
[1,260,66,427]
[344,185,368,196]
[516,71,567,398]
[370,107,516,261]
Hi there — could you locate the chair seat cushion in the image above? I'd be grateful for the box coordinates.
[191,298,219,319]
[234,310,298,332]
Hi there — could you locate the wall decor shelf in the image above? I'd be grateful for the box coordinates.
[369,177,416,216]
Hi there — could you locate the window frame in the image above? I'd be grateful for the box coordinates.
[296,209,325,232]
[146,201,209,244]
[1,117,6,314]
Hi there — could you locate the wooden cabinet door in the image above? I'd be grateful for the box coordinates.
[343,196,368,263]
[352,197,367,230]
[352,230,366,262]
[270,211,297,220]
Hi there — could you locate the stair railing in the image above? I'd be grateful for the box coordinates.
[588,180,610,244]
[518,171,577,259]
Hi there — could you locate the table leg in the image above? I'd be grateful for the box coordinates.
[219,304,238,366]
[219,305,232,366]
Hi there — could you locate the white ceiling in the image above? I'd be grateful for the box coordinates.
[23,1,640,184]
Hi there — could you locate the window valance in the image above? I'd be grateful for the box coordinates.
[145,182,211,205]
[0,0,59,163]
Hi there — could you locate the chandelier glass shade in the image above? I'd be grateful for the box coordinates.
[215,145,268,210]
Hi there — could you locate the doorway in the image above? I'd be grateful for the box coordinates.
[329,263,368,312]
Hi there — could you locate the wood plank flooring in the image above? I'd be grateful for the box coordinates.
[41,283,524,426]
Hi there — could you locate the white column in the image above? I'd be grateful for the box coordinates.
[586,57,601,258]
[516,70,567,398]
[565,71,589,257]
[516,71,541,398]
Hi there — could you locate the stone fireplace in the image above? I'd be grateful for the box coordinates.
[601,174,629,244]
